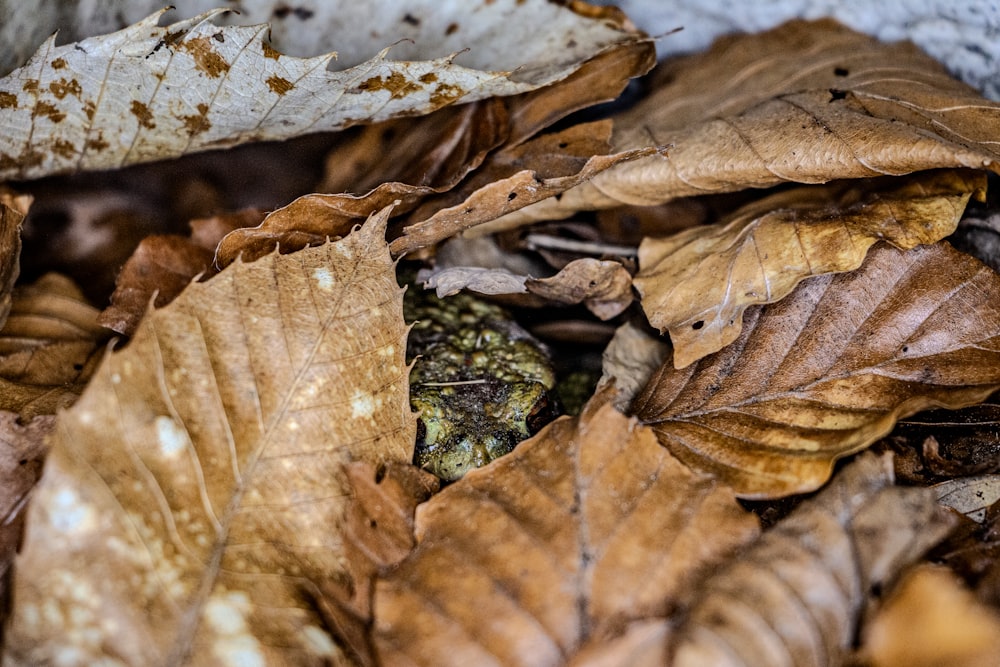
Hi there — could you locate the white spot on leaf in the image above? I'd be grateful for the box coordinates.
[312,267,334,291]
[155,416,187,459]
[351,392,375,420]
[49,488,96,535]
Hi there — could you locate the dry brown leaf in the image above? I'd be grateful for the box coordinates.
[99,208,266,335]
[599,322,671,412]
[316,99,509,196]
[389,121,663,255]
[0,411,53,617]
[859,565,1000,667]
[527,258,634,319]
[669,452,956,667]
[0,273,107,419]
[372,390,759,665]
[4,208,414,665]
[0,187,28,329]
[316,462,439,666]
[632,242,1000,498]
[635,170,985,368]
[0,3,647,180]
[935,475,1000,523]
[498,19,1000,225]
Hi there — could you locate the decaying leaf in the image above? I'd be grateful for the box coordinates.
[4,209,414,665]
[599,321,671,411]
[858,565,1000,667]
[100,208,266,336]
[388,121,664,255]
[935,475,1000,523]
[0,273,107,419]
[527,258,634,320]
[0,187,28,330]
[372,390,759,665]
[635,170,985,368]
[632,242,1000,498]
[0,2,647,180]
[669,453,956,667]
[498,19,1000,225]
[317,462,439,667]
[0,411,53,613]
[419,266,528,298]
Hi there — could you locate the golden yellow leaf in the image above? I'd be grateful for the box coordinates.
[4,208,414,665]
[632,242,1000,498]
[670,453,955,666]
[635,170,985,368]
[498,19,1000,225]
[372,390,759,665]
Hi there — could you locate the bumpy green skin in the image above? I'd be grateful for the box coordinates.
[405,288,558,481]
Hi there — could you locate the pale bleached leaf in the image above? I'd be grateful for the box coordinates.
[0,3,646,180]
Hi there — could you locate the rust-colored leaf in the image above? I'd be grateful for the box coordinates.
[669,453,956,666]
[632,242,1000,498]
[635,170,985,368]
[372,390,759,665]
[4,209,414,665]
[501,19,1000,224]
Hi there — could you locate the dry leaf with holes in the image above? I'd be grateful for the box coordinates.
[499,19,1000,226]
[670,453,956,666]
[635,169,985,368]
[372,390,759,665]
[4,209,414,665]
[632,242,1000,498]
[0,2,647,180]
[527,258,634,319]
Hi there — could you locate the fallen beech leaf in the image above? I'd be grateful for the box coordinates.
[316,99,509,196]
[568,620,671,667]
[499,19,1000,225]
[670,453,956,667]
[599,322,671,411]
[632,242,1000,498]
[527,258,634,319]
[4,209,414,665]
[0,411,52,613]
[0,273,107,419]
[99,235,214,336]
[635,170,985,368]
[859,565,1000,667]
[419,266,528,297]
[99,208,266,335]
[317,462,438,666]
[389,121,663,255]
[0,3,646,180]
[935,475,1000,523]
[0,187,28,329]
[372,390,759,665]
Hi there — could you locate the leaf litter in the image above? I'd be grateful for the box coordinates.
[2,4,1000,665]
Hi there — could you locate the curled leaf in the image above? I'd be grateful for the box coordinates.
[635,170,985,368]
[632,242,1000,498]
[499,19,1000,224]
